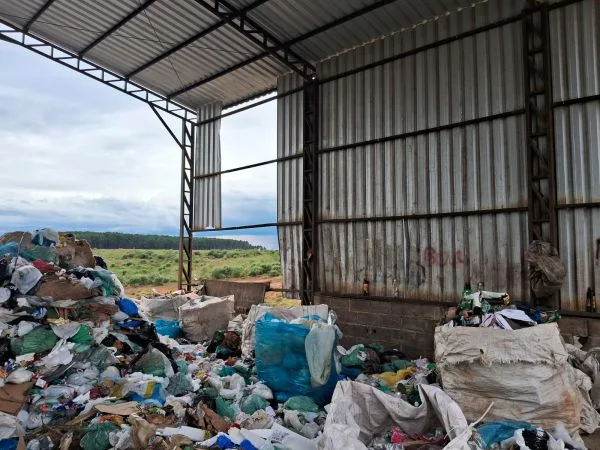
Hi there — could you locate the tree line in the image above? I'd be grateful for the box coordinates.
[69,231,259,250]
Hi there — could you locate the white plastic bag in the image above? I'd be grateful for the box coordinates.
[0,411,18,439]
[241,304,329,357]
[179,295,234,342]
[41,340,74,369]
[305,322,336,387]
[0,287,11,304]
[109,425,134,450]
[318,382,473,450]
[435,323,600,434]
[50,321,81,339]
[11,265,42,294]
[17,321,39,337]
[6,368,33,384]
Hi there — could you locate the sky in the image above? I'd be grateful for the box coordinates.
[0,41,279,249]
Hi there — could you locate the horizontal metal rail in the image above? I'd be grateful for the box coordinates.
[320,109,525,155]
[556,202,600,210]
[195,206,529,233]
[316,292,457,308]
[553,94,600,108]
[194,221,301,232]
[319,206,528,225]
[560,310,600,319]
[193,153,301,179]
[196,108,525,178]
[204,0,585,123]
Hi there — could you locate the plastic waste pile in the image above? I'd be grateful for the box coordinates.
[0,229,596,449]
[443,282,560,330]
[472,421,586,450]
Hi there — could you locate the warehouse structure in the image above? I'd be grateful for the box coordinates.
[0,0,598,354]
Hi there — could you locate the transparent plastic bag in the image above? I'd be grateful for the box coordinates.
[70,325,93,344]
[81,422,119,450]
[240,394,269,415]
[10,327,58,355]
[283,396,319,413]
[166,372,193,396]
[255,313,337,405]
[134,348,174,378]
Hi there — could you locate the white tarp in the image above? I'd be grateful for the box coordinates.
[241,304,329,357]
[435,323,600,434]
[179,295,234,342]
[318,381,475,450]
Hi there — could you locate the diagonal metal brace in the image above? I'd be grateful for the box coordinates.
[191,0,315,78]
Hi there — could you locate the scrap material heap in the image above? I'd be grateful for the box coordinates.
[0,229,598,450]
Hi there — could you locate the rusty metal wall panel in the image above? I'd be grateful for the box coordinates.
[555,102,600,206]
[277,74,303,293]
[554,101,600,310]
[550,0,600,311]
[193,103,222,230]
[550,0,600,103]
[558,209,600,311]
[277,0,530,299]
[318,213,529,300]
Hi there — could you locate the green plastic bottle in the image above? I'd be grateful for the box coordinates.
[459,282,472,311]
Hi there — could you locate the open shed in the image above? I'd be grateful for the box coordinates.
[1,0,598,355]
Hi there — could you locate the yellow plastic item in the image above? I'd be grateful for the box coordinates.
[372,367,415,387]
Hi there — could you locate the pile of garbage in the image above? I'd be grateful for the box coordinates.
[443,282,560,330]
[0,229,597,449]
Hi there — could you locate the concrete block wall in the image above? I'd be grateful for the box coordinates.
[559,316,600,350]
[314,294,447,359]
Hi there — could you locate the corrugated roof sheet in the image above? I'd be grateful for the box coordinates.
[0,0,484,109]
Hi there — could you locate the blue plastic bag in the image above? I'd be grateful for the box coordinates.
[129,383,165,407]
[155,319,181,338]
[477,420,536,448]
[255,313,338,405]
[117,297,139,316]
[0,439,18,450]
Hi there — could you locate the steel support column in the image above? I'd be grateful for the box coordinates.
[179,120,196,291]
[300,79,319,305]
[523,1,558,306]
[150,106,195,291]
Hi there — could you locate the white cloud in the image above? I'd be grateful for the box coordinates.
[0,41,279,247]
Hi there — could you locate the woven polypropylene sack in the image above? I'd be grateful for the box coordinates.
[435,323,600,434]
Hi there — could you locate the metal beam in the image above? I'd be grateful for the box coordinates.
[79,0,161,57]
[522,1,558,307]
[178,118,196,292]
[149,104,196,291]
[127,0,270,79]
[300,78,319,305]
[168,0,395,99]
[24,0,57,32]
[0,22,197,123]
[192,0,315,77]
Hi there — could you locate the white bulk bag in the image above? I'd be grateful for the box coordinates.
[318,381,475,450]
[435,323,600,434]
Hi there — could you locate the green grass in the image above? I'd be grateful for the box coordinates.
[95,248,281,286]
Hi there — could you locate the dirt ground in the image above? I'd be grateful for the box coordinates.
[124,275,297,305]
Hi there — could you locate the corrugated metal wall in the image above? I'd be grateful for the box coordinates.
[277,75,303,291]
[193,103,222,230]
[278,0,530,300]
[277,0,599,310]
[551,0,600,311]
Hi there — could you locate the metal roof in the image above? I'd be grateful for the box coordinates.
[0,0,476,110]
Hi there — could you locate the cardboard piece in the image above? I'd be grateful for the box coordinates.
[95,401,139,416]
[0,382,34,414]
